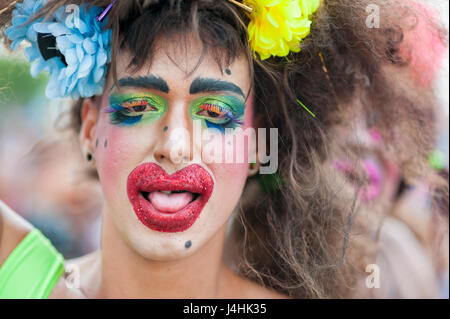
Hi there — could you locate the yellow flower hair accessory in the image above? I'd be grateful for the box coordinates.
[237,0,321,60]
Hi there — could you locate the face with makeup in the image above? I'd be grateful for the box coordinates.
[331,111,401,206]
[80,35,254,261]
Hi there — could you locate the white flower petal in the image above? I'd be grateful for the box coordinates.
[30,59,47,77]
[48,23,71,36]
[56,36,74,52]
[25,46,40,62]
[12,15,29,26]
[65,64,78,77]
[77,20,90,35]
[94,67,105,83]
[76,44,85,62]
[77,55,94,79]
[64,48,78,65]
[67,33,84,44]
[6,27,26,40]
[10,39,23,51]
[96,49,107,66]
[26,27,37,42]
[33,22,51,33]
[58,68,66,80]
[83,38,97,55]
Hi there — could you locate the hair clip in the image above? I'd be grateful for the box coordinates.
[0,0,18,15]
[96,0,117,22]
[297,98,316,118]
[227,0,253,13]
[319,52,342,111]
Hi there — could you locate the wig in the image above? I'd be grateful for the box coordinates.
[1,0,448,298]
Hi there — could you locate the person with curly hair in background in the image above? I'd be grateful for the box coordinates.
[0,0,447,298]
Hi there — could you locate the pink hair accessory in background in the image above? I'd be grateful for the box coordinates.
[398,1,446,88]
[334,158,383,203]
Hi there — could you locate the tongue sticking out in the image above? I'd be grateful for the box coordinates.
[148,191,194,213]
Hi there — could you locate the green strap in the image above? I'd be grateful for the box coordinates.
[0,228,65,299]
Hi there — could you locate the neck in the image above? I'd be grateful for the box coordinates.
[95,211,232,298]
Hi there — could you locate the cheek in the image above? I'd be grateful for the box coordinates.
[206,96,254,196]
[94,119,143,196]
[207,155,248,216]
[226,94,254,167]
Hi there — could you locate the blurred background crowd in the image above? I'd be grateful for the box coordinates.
[0,45,102,259]
[0,0,448,299]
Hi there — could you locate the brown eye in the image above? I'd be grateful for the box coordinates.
[127,104,157,113]
[207,110,221,118]
[198,103,228,120]
[122,99,158,113]
[132,105,147,112]
[196,109,227,119]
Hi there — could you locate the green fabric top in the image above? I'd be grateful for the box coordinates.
[0,228,65,299]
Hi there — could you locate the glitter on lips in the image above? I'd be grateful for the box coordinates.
[127,163,214,233]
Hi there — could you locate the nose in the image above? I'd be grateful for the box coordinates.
[153,102,196,172]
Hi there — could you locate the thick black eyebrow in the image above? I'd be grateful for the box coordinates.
[189,78,245,98]
[117,75,170,93]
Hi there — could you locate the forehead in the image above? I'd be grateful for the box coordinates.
[114,34,252,94]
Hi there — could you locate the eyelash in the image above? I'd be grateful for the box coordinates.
[105,99,157,114]
[122,99,156,111]
[198,103,243,125]
[105,98,159,126]
[105,97,244,129]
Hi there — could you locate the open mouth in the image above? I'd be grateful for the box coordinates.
[127,163,214,233]
[140,190,201,213]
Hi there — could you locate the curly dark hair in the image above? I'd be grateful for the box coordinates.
[1,0,448,298]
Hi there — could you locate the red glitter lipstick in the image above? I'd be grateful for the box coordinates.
[127,163,214,232]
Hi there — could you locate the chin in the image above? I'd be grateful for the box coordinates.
[123,225,208,261]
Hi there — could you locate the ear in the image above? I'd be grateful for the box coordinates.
[79,98,98,157]
[248,162,260,177]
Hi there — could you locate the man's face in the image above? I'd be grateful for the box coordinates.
[83,35,255,261]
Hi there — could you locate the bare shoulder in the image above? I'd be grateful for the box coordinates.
[0,200,33,267]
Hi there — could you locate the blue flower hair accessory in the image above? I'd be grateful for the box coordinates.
[5,0,112,99]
